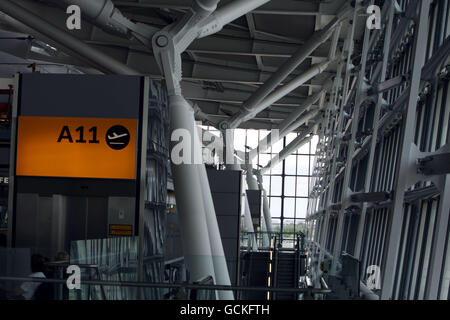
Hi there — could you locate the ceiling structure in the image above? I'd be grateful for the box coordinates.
[0,0,363,130]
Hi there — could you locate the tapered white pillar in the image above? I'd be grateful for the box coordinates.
[243,192,259,251]
[169,95,217,283]
[255,171,274,234]
[245,167,270,247]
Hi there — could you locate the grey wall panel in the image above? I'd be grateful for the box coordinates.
[207,169,241,193]
[65,196,88,245]
[207,168,241,285]
[14,193,38,249]
[211,193,240,216]
[217,215,241,239]
[86,197,108,239]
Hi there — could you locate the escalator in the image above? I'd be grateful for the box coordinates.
[240,234,307,300]
[273,251,298,300]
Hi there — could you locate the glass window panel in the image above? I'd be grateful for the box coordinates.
[297,155,310,175]
[283,198,296,218]
[234,129,246,152]
[283,219,296,231]
[296,198,308,219]
[259,130,270,141]
[298,141,310,155]
[282,219,296,248]
[271,159,283,175]
[296,219,307,233]
[258,153,271,167]
[296,177,309,197]
[272,138,284,153]
[246,129,259,149]
[269,197,282,218]
[284,176,296,197]
[270,176,282,196]
[285,155,297,175]
[254,130,269,157]
[272,218,281,232]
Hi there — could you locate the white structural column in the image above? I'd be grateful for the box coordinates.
[354,1,396,258]
[255,171,274,235]
[330,1,373,273]
[314,7,358,270]
[245,165,270,247]
[153,0,272,299]
[381,0,431,300]
[152,0,228,299]
[243,194,259,251]
[244,195,259,250]
[169,95,218,283]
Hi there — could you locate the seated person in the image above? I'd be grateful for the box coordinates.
[14,254,47,300]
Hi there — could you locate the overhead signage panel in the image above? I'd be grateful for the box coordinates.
[16,116,137,180]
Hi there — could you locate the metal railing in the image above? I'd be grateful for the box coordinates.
[189,275,215,300]
[240,231,305,251]
[0,275,332,300]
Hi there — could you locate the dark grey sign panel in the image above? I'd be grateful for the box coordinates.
[19,74,142,118]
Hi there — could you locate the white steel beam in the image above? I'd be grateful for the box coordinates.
[330,1,374,273]
[354,1,396,259]
[261,125,316,174]
[234,60,333,127]
[381,0,431,300]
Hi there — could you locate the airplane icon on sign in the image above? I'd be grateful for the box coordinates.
[108,132,128,140]
[106,126,130,150]
[108,132,128,144]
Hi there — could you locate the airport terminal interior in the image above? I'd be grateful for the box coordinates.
[0,0,449,300]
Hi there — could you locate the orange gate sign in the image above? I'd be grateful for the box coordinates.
[16,116,138,180]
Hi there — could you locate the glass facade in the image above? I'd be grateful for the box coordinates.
[201,126,318,236]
